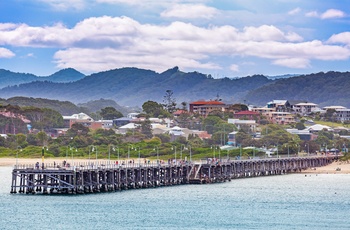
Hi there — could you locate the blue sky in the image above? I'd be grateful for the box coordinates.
[1,0,350,77]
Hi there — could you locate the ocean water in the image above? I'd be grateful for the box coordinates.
[0,166,349,230]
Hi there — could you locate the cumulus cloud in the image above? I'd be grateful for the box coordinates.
[288,7,301,15]
[272,58,310,68]
[0,16,349,72]
[305,11,318,18]
[229,64,239,72]
[0,47,15,58]
[161,4,219,19]
[306,9,345,19]
[328,32,350,46]
[54,47,221,72]
[37,0,86,10]
[96,0,208,7]
[321,9,346,19]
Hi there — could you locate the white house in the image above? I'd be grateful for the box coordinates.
[292,102,318,115]
[228,119,257,132]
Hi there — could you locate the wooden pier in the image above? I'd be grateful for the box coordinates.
[10,156,335,195]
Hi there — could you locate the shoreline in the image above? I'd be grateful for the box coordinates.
[1,158,350,174]
[297,161,350,174]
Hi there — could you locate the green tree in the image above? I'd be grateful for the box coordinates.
[155,133,171,143]
[16,133,28,147]
[22,107,63,131]
[295,122,306,130]
[0,136,6,147]
[181,101,188,111]
[36,131,48,146]
[100,107,123,120]
[235,131,252,146]
[324,109,336,122]
[66,123,90,137]
[42,108,64,129]
[203,116,222,134]
[142,101,166,117]
[26,133,38,146]
[140,118,153,139]
[261,124,299,147]
[162,90,177,113]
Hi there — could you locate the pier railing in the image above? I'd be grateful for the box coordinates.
[10,155,337,195]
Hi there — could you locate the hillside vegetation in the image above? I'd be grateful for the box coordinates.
[0,97,128,116]
[246,71,350,107]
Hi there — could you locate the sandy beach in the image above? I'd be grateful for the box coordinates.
[1,158,350,174]
[300,160,350,174]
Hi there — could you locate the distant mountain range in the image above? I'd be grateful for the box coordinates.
[0,67,349,108]
[0,68,85,89]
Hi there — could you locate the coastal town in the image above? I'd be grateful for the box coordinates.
[1,97,349,164]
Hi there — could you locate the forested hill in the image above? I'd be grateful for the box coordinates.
[245,71,350,107]
[0,67,272,106]
[0,97,84,115]
[0,97,129,116]
[0,68,85,88]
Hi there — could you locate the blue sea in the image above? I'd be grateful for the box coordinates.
[0,166,349,230]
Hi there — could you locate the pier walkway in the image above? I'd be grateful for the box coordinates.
[10,156,336,195]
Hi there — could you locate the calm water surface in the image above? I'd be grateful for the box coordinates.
[0,166,349,229]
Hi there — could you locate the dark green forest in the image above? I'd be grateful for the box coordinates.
[246,71,350,107]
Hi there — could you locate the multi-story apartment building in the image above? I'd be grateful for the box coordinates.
[266,100,291,112]
[292,102,318,115]
[335,109,350,122]
[233,111,260,120]
[189,100,226,117]
[264,112,295,125]
[251,107,275,113]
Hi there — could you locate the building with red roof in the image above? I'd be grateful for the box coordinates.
[189,100,226,117]
[233,111,260,120]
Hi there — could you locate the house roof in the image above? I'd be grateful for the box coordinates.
[268,100,288,105]
[228,119,256,124]
[119,123,136,129]
[294,103,317,106]
[234,111,260,115]
[190,100,225,105]
[173,110,188,115]
[306,124,332,131]
[114,117,132,121]
[323,106,346,110]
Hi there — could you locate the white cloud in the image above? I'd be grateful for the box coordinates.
[229,64,239,72]
[0,47,15,58]
[272,58,310,68]
[54,47,221,73]
[328,32,350,46]
[161,4,219,19]
[306,9,345,19]
[1,16,349,72]
[241,25,303,42]
[96,0,208,7]
[305,11,318,18]
[37,0,86,10]
[288,7,301,15]
[321,9,346,19]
